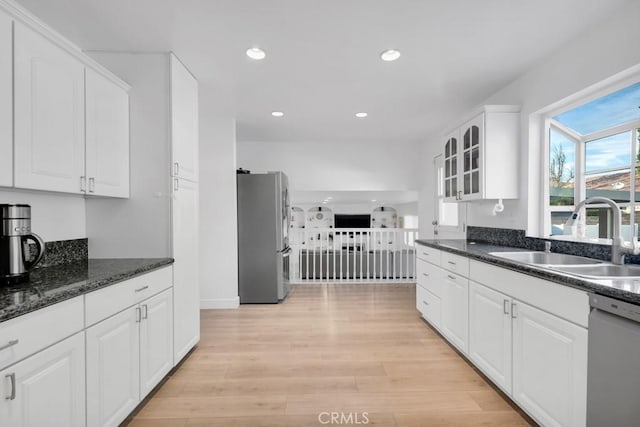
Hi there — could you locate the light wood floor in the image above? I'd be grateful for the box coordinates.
[127,284,535,427]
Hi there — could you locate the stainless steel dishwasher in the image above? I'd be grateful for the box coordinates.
[587,293,640,426]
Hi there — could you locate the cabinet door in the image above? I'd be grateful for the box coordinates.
[442,130,459,202]
[172,178,200,363]
[14,23,85,193]
[140,289,173,397]
[440,272,469,354]
[460,114,484,200]
[86,307,140,427]
[469,281,512,394]
[86,68,130,198]
[512,300,587,427]
[170,54,199,183]
[0,332,85,427]
[0,10,11,187]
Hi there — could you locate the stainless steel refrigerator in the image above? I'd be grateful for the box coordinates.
[237,171,291,303]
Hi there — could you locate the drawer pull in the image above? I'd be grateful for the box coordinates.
[422,252,429,256]
[503,299,510,315]
[422,272,429,277]
[447,261,456,265]
[0,339,19,352]
[422,300,429,306]
[5,373,15,400]
[447,275,456,280]
[135,285,149,293]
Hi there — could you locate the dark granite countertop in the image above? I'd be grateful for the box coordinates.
[0,258,174,323]
[416,239,640,305]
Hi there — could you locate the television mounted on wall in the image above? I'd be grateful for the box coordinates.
[334,214,371,229]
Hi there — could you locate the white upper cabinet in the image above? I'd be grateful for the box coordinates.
[86,68,130,198]
[13,22,85,194]
[0,10,11,187]
[170,54,199,183]
[443,105,520,202]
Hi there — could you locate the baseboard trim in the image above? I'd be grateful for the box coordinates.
[200,297,240,309]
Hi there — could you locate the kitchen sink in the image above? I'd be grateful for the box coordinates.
[489,251,602,266]
[547,264,640,279]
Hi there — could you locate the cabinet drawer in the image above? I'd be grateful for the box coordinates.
[418,285,442,330]
[441,251,469,276]
[416,244,440,264]
[0,296,84,371]
[416,259,443,297]
[85,266,173,326]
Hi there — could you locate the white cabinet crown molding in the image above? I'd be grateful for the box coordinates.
[442,104,521,137]
[0,0,130,91]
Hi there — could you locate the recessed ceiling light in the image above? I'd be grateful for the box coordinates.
[271,111,284,117]
[246,47,266,60]
[355,112,368,118]
[371,199,377,202]
[380,49,401,62]
[327,196,333,200]
[322,201,327,204]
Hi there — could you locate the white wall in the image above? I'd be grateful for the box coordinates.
[86,53,172,258]
[0,189,85,241]
[237,140,421,192]
[419,0,640,239]
[199,109,239,309]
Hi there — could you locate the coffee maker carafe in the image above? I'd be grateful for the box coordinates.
[0,204,45,285]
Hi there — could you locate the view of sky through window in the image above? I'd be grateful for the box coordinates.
[554,82,640,134]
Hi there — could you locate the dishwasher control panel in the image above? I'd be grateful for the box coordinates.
[590,293,640,323]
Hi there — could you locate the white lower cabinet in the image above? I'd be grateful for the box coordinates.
[140,290,174,397]
[0,332,85,427]
[87,288,173,427]
[469,281,513,394]
[86,306,140,427]
[512,300,588,427]
[441,272,469,354]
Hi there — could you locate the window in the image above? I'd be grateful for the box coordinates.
[434,154,463,233]
[546,82,640,241]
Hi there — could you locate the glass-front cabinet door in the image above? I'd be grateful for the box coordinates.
[443,130,460,202]
[460,114,484,200]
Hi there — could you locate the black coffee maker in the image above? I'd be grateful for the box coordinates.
[0,204,45,285]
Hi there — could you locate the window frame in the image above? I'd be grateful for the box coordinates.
[544,102,640,242]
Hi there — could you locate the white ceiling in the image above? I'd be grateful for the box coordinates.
[15,0,629,144]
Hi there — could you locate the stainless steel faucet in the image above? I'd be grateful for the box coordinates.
[569,197,640,264]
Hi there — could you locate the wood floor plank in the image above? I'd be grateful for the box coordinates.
[126,283,534,426]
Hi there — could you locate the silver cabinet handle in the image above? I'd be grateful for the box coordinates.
[88,177,95,193]
[447,275,456,280]
[503,299,510,315]
[135,285,149,293]
[0,339,19,352]
[5,373,15,400]
[80,176,86,192]
[511,302,518,319]
[422,252,429,256]
[135,307,142,323]
[142,304,148,320]
[174,162,180,176]
[447,261,456,265]
[422,300,429,306]
[422,272,429,277]
[173,178,179,191]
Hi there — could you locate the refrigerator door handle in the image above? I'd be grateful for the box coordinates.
[280,247,292,255]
